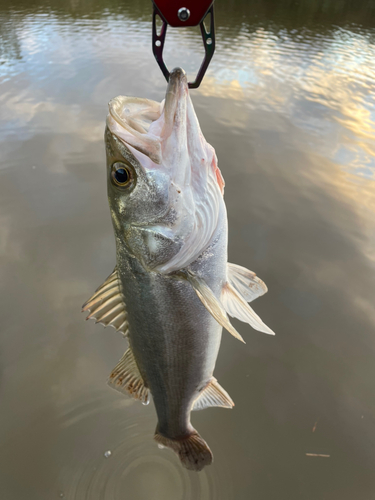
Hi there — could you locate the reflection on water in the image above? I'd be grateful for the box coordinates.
[1,1,375,499]
[57,394,232,500]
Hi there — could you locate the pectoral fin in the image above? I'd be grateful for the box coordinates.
[227,262,268,302]
[221,282,275,335]
[185,271,245,343]
[108,347,149,404]
[82,268,128,336]
[184,265,274,340]
[192,378,234,411]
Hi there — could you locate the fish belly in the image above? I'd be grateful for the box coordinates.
[119,260,222,438]
[117,228,227,439]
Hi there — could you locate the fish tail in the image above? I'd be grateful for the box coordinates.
[154,428,213,472]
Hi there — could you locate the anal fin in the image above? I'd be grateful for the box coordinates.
[108,347,149,404]
[192,378,234,411]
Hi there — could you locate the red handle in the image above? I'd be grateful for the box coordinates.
[152,0,214,27]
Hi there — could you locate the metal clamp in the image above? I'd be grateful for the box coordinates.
[152,4,215,89]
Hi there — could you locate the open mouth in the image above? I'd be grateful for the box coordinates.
[107,68,188,165]
[109,96,162,135]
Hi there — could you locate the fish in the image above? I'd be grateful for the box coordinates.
[82,67,274,472]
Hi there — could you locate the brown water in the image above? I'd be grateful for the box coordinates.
[1,0,375,498]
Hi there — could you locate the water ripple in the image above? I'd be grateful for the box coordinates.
[56,393,233,500]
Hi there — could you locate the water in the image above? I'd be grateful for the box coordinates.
[1,0,375,498]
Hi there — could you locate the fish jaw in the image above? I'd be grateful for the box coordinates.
[156,68,226,272]
[106,67,226,274]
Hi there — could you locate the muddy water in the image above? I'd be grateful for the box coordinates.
[1,1,375,499]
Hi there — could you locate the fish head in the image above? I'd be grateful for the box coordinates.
[106,67,225,273]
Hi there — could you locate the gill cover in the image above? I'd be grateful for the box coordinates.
[106,68,225,274]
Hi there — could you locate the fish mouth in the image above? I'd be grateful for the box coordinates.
[106,67,188,164]
[164,67,188,130]
[107,95,164,164]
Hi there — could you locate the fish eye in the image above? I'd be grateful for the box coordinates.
[111,162,132,187]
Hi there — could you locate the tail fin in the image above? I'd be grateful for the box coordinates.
[154,428,213,472]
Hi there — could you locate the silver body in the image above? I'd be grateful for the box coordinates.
[84,68,274,470]
[116,205,227,438]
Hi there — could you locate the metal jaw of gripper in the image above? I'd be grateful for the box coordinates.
[152,2,215,89]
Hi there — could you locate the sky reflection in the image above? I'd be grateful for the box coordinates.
[2,11,375,186]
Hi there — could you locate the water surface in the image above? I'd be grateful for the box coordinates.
[1,1,375,499]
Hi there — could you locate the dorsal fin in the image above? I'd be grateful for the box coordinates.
[184,271,245,343]
[227,263,268,302]
[108,347,149,404]
[82,268,128,336]
[192,378,234,411]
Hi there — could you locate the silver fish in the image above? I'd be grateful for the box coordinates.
[82,68,274,472]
